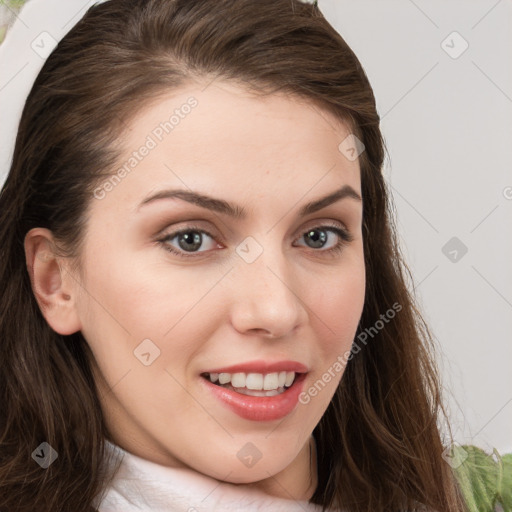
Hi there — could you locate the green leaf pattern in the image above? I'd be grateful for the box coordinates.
[452,445,512,512]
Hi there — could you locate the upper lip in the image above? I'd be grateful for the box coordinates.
[202,360,308,374]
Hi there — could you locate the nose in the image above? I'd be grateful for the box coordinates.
[228,246,307,339]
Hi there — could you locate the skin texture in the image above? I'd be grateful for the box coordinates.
[24,80,365,501]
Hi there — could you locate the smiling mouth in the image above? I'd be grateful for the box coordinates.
[200,371,300,397]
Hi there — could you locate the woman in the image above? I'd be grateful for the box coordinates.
[0,0,466,510]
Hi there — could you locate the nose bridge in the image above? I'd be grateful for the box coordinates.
[229,234,306,337]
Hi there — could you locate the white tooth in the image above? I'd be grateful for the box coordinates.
[218,373,231,385]
[246,373,264,390]
[263,372,280,390]
[231,372,246,388]
[215,371,294,390]
[284,371,295,387]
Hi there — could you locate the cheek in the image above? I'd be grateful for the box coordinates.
[313,257,365,353]
[301,254,365,407]
[75,246,225,373]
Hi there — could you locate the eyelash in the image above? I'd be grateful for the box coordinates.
[157,222,354,260]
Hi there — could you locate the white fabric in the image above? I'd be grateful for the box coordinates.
[93,440,330,512]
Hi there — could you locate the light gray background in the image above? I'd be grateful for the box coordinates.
[1,0,510,453]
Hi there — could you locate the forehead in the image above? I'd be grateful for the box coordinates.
[92,80,362,216]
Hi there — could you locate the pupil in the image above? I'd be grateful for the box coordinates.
[179,231,202,251]
[306,229,327,248]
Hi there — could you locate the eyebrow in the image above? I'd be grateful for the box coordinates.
[137,184,361,219]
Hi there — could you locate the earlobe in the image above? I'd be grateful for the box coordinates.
[24,227,82,335]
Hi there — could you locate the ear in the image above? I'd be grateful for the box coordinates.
[24,227,82,335]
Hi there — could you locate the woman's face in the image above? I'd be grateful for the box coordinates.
[72,81,365,496]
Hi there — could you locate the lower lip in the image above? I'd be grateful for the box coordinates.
[200,373,307,422]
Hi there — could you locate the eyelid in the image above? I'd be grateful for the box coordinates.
[299,218,350,235]
[157,220,223,242]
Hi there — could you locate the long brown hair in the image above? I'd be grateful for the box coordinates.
[0,0,466,510]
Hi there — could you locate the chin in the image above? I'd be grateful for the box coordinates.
[190,450,294,485]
